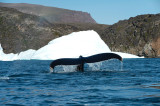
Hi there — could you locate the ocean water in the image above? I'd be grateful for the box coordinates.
[0,58,160,105]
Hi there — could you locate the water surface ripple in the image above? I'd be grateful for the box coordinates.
[0,59,160,105]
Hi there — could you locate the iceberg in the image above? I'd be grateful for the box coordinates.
[0,30,141,61]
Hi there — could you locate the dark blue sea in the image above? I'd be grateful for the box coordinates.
[0,58,160,106]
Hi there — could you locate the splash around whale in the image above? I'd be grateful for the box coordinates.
[0,30,141,61]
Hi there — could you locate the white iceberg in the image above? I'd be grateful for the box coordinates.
[17,49,36,60]
[32,30,111,60]
[112,52,142,58]
[0,30,141,61]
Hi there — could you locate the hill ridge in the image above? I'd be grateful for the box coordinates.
[0,2,96,24]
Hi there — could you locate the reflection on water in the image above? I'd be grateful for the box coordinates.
[150,86,160,89]
[149,83,160,89]
[0,76,10,80]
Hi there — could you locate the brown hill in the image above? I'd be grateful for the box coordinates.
[101,14,160,57]
[0,2,96,24]
[0,7,107,54]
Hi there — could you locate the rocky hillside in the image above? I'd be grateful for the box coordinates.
[101,14,160,57]
[0,2,96,24]
[0,7,107,53]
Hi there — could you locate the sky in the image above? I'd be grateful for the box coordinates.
[1,0,160,25]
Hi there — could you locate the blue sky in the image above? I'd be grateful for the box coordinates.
[1,0,160,25]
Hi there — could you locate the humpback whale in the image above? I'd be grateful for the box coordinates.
[50,53,122,72]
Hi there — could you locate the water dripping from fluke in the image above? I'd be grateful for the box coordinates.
[121,61,123,71]
[51,65,77,73]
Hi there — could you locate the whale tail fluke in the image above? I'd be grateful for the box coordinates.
[50,53,122,72]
